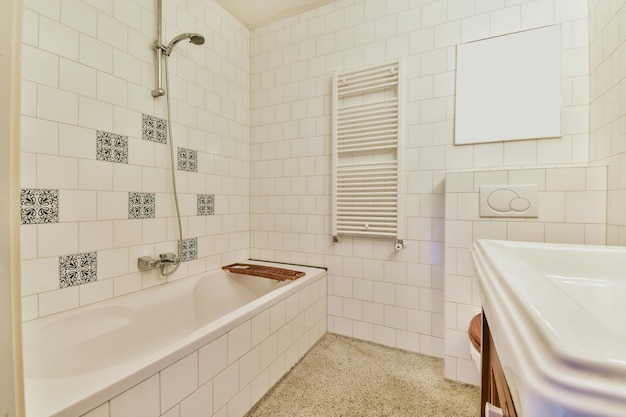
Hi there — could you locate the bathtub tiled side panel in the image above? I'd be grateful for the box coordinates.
[81,275,327,417]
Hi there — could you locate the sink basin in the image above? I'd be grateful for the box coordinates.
[472,240,626,417]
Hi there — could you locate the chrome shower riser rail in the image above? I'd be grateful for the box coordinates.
[148,0,204,275]
[151,0,204,97]
[152,0,165,97]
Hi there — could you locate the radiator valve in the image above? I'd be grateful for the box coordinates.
[395,240,406,251]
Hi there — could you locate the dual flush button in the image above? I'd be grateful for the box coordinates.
[479,185,538,218]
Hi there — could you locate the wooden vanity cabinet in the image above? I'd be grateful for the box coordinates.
[481,312,518,417]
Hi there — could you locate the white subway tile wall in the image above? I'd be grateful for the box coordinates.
[588,0,625,244]
[444,166,607,385]
[248,0,596,370]
[21,0,250,320]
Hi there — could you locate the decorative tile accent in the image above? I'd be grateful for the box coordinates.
[178,147,198,172]
[59,251,97,288]
[142,114,167,144]
[198,194,215,216]
[128,192,155,219]
[20,188,59,225]
[97,131,128,163]
[179,238,198,262]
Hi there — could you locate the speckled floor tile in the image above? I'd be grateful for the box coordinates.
[246,333,480,417]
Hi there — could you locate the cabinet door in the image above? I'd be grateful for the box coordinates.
[480,312,518,417]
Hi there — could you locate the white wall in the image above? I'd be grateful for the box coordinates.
[589,0,626,243]
[20,0,250,320]
[1,0,25,415]
[448,0,625,380]
[445,165,607,384]
[249,0,592,372]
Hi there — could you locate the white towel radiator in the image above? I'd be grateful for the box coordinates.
[331,58,405,249]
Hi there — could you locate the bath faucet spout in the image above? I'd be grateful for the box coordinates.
[159,253,178,264]
[158,253,180,275]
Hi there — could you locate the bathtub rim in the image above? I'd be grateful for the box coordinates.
[24,260,326,417]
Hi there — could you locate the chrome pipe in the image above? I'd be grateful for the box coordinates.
[151,0,165,97]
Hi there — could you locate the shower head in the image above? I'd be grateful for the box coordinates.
[164,33,205,56]
[189,34,205,45]
[151,32,205,97]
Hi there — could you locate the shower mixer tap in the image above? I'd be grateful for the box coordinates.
[138,253,180,273]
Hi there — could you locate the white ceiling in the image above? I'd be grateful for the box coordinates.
[215,0,333,29]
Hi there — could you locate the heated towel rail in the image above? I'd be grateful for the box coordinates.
[331,58,405,249]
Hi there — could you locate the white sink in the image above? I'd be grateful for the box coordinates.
[472,240,626,417]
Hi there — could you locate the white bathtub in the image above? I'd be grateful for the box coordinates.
[23,261,327,417]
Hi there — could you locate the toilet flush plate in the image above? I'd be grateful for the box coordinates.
[479,185,538,218]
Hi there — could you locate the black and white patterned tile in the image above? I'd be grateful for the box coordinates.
[178,147,198,172]
[59,251,97,288]
[128,192,155,219]
[20,188,59,225]
[179,238,198,262]
[97,131,128,163]
[197,194,215,216]
[142,114,167,144]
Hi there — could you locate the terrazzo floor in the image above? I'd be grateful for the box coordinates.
[246,333,480,417]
